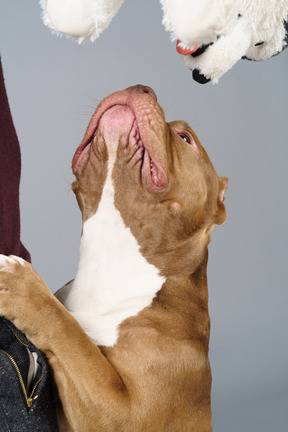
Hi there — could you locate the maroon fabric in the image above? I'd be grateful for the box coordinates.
[0,57,31,262]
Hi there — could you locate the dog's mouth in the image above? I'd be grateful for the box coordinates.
[143,145,167,191]
[72,88,168,191]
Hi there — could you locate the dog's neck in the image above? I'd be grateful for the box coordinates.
[68,185,210,348]
[67,154,165,346]
[151,257,210,348]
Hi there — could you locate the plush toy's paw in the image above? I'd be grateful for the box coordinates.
[192,69,211,84]
[186,43,212,83]
[40,0,125,42]
[182,21,251,84]
[0,255,56,341]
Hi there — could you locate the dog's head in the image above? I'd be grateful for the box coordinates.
[72,85,228,276]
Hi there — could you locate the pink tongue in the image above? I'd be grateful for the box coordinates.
[98,105,135,143]
[176,40,199,55]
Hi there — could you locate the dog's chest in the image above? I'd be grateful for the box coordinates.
[64,152,164,347]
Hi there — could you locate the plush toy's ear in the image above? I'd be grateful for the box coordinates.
[215,176,228,225]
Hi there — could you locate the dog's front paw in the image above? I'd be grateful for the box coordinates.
[0,254,55,340]
[0,254,28,300]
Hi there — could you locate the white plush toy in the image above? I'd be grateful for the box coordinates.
[40,0,288,83]
[40,0,125,42]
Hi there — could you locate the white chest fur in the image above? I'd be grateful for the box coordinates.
[65,142,164,347]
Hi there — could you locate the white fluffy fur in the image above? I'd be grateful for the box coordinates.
[64,140,164,347]
[166,0,288,83]
[160,0,239,47]
[40,0,124,42]
[40,0,288,82]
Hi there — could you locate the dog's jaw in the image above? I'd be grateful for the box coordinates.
[72,86,168,194]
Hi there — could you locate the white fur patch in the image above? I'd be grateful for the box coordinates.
[0,255,25,273]
[65,135,164,347]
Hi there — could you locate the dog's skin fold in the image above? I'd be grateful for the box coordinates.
[0,85,228,432]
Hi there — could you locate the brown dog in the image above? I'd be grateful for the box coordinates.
[0,85,228,431]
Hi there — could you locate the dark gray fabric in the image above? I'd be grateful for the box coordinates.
[0,318,59,431]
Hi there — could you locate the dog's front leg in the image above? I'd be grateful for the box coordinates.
[0,255,129,432]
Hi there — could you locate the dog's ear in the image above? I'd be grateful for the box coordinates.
[215,176,228,225]
[72,180,85,213]
[71,180,78,195]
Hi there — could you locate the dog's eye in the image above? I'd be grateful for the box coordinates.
[179,134,191,144]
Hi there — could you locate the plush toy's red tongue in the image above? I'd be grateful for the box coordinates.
[176,40,199,55]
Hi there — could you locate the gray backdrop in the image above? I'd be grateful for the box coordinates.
[0,1,287,431]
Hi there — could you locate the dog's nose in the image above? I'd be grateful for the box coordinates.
[141,86,157,101]
[129,85,157,101]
